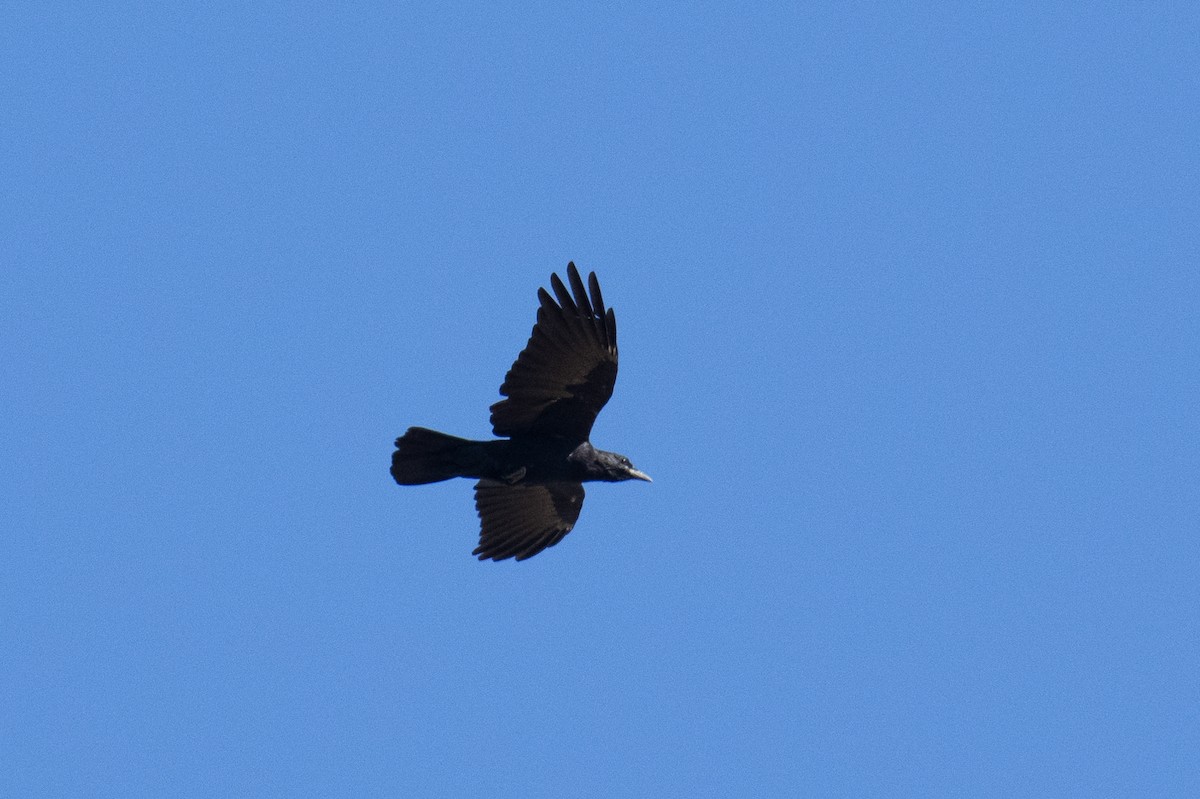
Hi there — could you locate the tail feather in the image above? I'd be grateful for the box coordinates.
[391,427,473,485]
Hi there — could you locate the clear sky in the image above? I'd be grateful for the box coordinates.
[3,3,1198,796]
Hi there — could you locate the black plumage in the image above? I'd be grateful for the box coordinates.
[391,263,650,561]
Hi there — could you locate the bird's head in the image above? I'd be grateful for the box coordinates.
[590,448,653,483]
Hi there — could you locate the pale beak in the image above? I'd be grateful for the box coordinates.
[627,468,653,483]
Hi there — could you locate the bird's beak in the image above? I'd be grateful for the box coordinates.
[628,468,652,483]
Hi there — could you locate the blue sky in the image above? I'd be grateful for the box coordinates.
[3,3,1198,796]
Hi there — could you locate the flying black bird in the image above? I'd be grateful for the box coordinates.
[391,262,651,561]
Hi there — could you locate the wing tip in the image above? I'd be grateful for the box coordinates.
[549,272,576,312]
[587,271,605,314]
[566,264,592,316]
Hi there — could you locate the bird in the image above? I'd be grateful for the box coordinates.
[391,262,651,562]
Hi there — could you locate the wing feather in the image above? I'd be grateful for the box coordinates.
[567,266,593,317]
[588,272,609,349]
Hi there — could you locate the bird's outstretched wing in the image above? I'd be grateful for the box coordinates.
[490,262,618,441]
[473,480,585,561]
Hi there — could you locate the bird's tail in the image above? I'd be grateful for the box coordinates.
[391,427,474,485]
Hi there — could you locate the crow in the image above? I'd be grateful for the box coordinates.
[391,263,651,561]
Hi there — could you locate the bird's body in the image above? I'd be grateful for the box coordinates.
[392,430,638,485]
[391,263,650,561]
